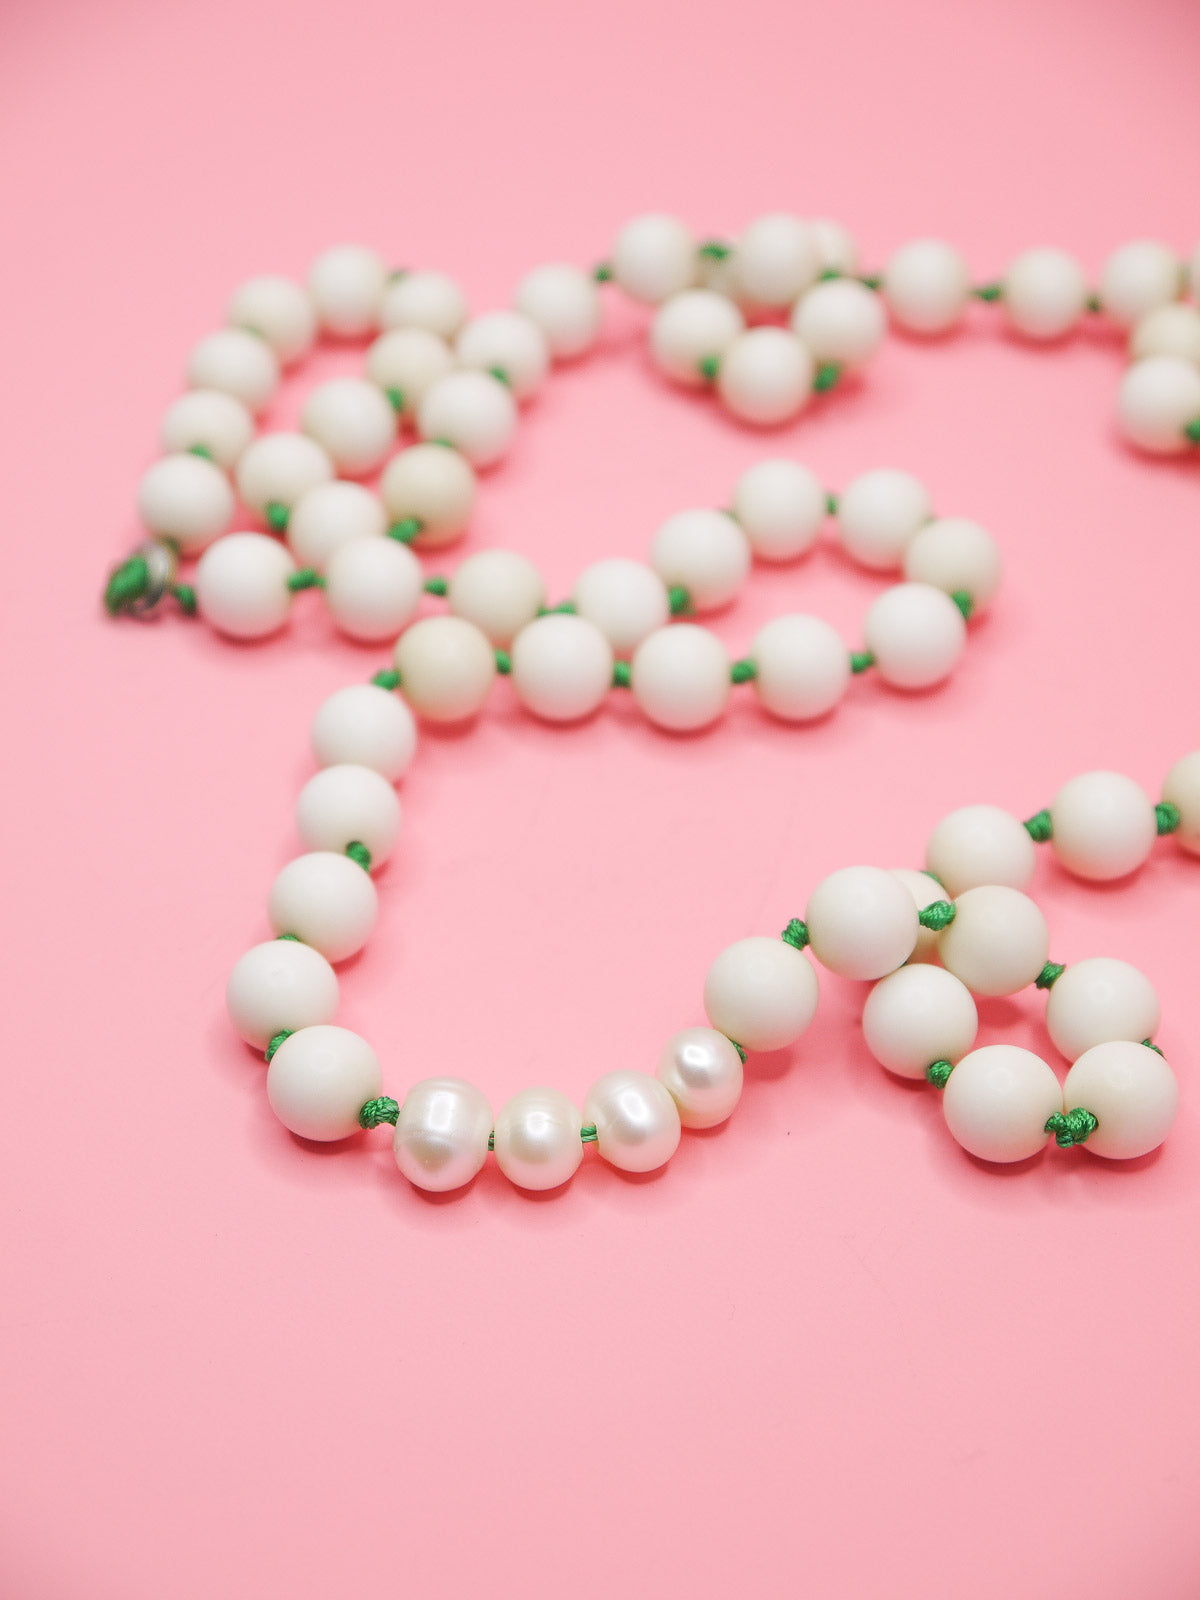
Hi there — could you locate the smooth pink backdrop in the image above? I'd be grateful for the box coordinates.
[2,1,1200,1596]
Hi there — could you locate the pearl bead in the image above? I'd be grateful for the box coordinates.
[365,327,454,416]
[731,459,827,562]
[1001,248,1088,339]
[300,377,397,476]
[310,684,417,780]
[225,938,340,1049]
[863,582,967,689]
[267,851,378,961]
[902,516,1003,610]
[1162,750,1200,854]
[394,615,496,723]
[137,453,234,554]
[650,509,750,611]
[716,327,814,425]
[514,264,602,359]
[446,549,546,645]
[790,279,886,368]
[584,1071,681,1173]
[295,763,401,864]
[862,964,978,1080]
[630,624,729,732]
[194,532,295,639]
[186,327,279,413]
[235,432,334,519]
[837,468,931,571]
[650,290,745,386]
[380,270,468,339]
[227,274,316,365]
[392,1078,493,1191]
[734,213,820,308]
[323,537,425,642]
[1099,240,1182,328]
[492,1087,584,1190]
[656,1027,744,1128]
[1045,957,1161,1062]
[160,389,254,470]
[380,443,477,549]
[307,244,387,337]
[702,936,819,1052]
[892,868,951,962]
[287,481,387,569]
[1117,356,1200,454]
[455,311,549,400]
[937,885,1049,997]
[417,371,517,467]
[750,614,849,722]
[1129,303,1200,365]
[267,1025,382,1142]
[811,218,859,275]
[1050,770,1157,881]
[924,804,1036,895]
[1061,1041,1178,1159]
[883,239,970,335]
[942,1045,1062,1163]
[805,866,920,980]
[611,214,697,304]
[571,559,669,655]
[510,614,614,722]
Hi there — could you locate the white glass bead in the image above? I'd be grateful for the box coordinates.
[863,582,966,689]
[1162,750,1200,854]
[734,213,820,308]
[1002,248,1088,340]
[656,1027,744,1128]
[380,270,469,339]
[942,1045,1062,1163]
[295,763,401,865]
[235,432,334,518]
[811,219,859,275]
[1129,303,1200,365]
[1061,1041,1178,1159]
[716,327,814,426]
[584,1071,681,1173]
[160,390,255,470]
[227,274,316,364]
[323,538,424,643]
[137,453,234,554]
[492,1087,584,1191]
[883,239,971,335]
[287,481,387,569]
[365,327,454,416]
[225,938,340,1049]
[186,327,279,414]
[307,244,387,338]
[862,964,978,1080]
[514,264,601,359]
[702,936,819,1052]
[380,443,477,548]
[455,310,549,400]
[1045,957,1161,1062]
[837,467,931,570]
[417,371,517,467]
[650,290,745,386]
[649,508,750,611]
[937,885,1049,997]
[300,378,397,476]
[446,549,546,646]
[805,866,920,980]
[892,868,951,963]
[630,624,730,732]
[611,214,697,304]
[571,558,669,655]
[267,1025,382,1142]
[267,851,378,961]
[1050,770,1156,881]
[925,804,1036,895]
[750,614,849,722]
[393,1077,493,1191]
[194,532,295,639]
[509,614,614,723]
[311,684,417,780]
[790,279,886,368]
[1099,240,1182,328]
[902,516,1002,610]
[1117,356,1200,454]
[394,615,496,723]
[731,459,827,562]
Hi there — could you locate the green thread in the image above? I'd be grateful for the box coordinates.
[424,575,448,597]
[668,585,691,616]
[813,362,842,393]
[345,840,372,872]
[612,661,632,688]
[918,899,956,931]
[387,267,409,283]
[488,365,511,387]
[825,493,838,516]
[276,932,300,942]
[1185,418,1200,445]
[730,658,757,684]
[697,239,732,260]
[359,1096,400,1129]
[698,354,720,381]
[973,282,1003,302]
[430,438,455,449]
[1155,800,1181,835]
[951,590,974,621]
[850,650,875,674]
[372,668,401,690]
[286,567,324,591]
[818,267,842,281]
[104,553,151,615]
[170,583,197,615]
[1143,1038,1164,1056]
[1044,1107,1098,1147]
[385,387,405,413]
[1035,961,1065,990]
[593,262,613,282]
[925,1059,954,1088]
[188,442,215,460]
[859,274,883,291]
[264,1029,292,1063]
[729,1040,748,1064]
[495,649,512,675]
[781,918,810,951]
[1086,293,1103,314]
[1023,809,1053,842]
[265,501,290,532]
[581,1125,599,1143]
[387,518,423,544]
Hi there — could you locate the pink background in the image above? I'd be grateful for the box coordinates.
[2,0,1199,1595]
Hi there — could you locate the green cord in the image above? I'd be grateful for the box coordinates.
[825,493,838,516]
[1143,1038,1164,1056]
[104,553,151,615]
[730,659,757,684]
[488,365,511,387]
[372,668,402,690]
[265,501,290,532]
[780,918,809,951]
[1044,1107,1098,1147]
[388,518,423,544]
[973,283,1004,302]
[951,590,974,621]
[424,575,448,597]
[359,1097,400,1129]
[1086,294,1103,314]
[1035,961,1065,990]
[612,661,632,688]
[593,262,613,282]
[698,354,720,382]
[859,274,883,291]
[276,932,300,942]
[1185,418,1200,445]
[1155,801,1181,835]
[188,442,215,460]
[668,585,691,616]
[287,567,323,591]
[697,240,732,260]
[171,583,197,615]
[813,363,841,393]
[345,840,372,872]
[495,649,512,675]
[264,1029,292,1063]
[385,387,405,414]
[1023,809,1053,842]
[918,900,956,931]
[925,1059,954,1088]
[850,650,875,674]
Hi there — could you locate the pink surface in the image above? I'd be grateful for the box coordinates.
[2,1,1200,1595]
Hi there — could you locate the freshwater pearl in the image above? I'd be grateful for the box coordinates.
[287,481,388,569]
[186,327,279,413]
[510,613,614,722]
[194,533,295,639]
[1117,356,1200,454]
[394,615,496,722]
[301,377,397,476]
[862,964,978,1080]
[883,239,971,334]
[716,327,814,425]
[417,370,518,467]
[649,508,750,611]
[295,763,402,863]
[267,851,378,961]
[227,274,316,364]
[267,1025,383,1142]
[863,583,966,689]
[656,1027,744,1128]
[380,443,477,548]
[750,614,849,722]
[731,459,827,562]
[1049,770,1157,881]
[703,936,819,1052]
[805,866,920,980]
[492,1087,584,1190]
[734,213,820,308]
[392,1077,493,1192]
[902,517,1003,609]
[137,453,234,554]
[310,683,418,780]
[225,938,340,1049]
[942,1045,1062,1163]
[571,559,670,655]
[611,214,698,304]
[160,389,255,470]
[1002,248,1088,339]
[836,467,931,570]
[1162,750,1200,854]
[1098,240,1182,328]
[811,218,859,275]
[307,244,387,337]
[456,310,549,400]
[892,868,952,963]
[1045,957,1161,1061]
[584,1071,681,1172]
[650,290,745,386]
[937,885,1049,997]
[235,432,334,519]
[630,624,729,731]
[1129,303,1200,365]
[380,269,469,339]
[365,327,454,415]
[1061,1041,1178,1159]
[790,279,886,368]
[514,263,602,359]
[924,804,1036,895]
[446,549,546,645]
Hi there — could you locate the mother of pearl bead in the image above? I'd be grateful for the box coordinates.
[656,1027,744,1128]
[1044,957,1161,1061]
[225,938,340,1049]
[1049,769,1157,881]
[702,936,819,1051]
[492,1087,584,1191]
[392,1077,494,1192]
[310,684,418,780]
[805,866,919,980]
[1061,1040,1179,1159]
[941,1045,1063,1163]
[924,803,1037,896]
[861,964,978,1080]
[584,1071,682,1173]
[1162,750,1200,854]
[937,885,1049,997]
[393,615,497,723]
[294,763,402,864]
[266,1024,383,1142]
[267,851,378,962]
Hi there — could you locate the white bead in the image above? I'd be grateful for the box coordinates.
[863,582,966,689]
[307,244,387,337]
[937,885,1049,997]
[656,1027,744,1128]
[194,532,294,638]
[716,328,814,425]
[267,1025,382,1142]
[311,684,417,780]
[650,290,745,386]
[734,213,820,308]
[790,279,886,368]
[810,219,860,275]
[446,549,545,645]
[862,965,978,1080]
[583,1071,681,1172]
[295,763,401,864]
[392,1077,493,1192]
[1162,750,1200,854]
[225,939,340,1049]
[837,467,931,570]
[1061,1041,1178,1159]
[235,432,333,518]
[611,214,697,304]
[891,868,951,962]
[514,264,601,359]
[1099,240,1182,328]
[1117,356,1200,454]
[455,311,549,400]
[509,614,614,722]
[731,459,827,562]
[750,614,849,722]
[902,516,1002,610]
[571,559,669,655]
[702,936,819,1052]
[380,270,468,339]
[942,1045,1062,1163]
[323,538,424,643]
[630,624,729,731]
[227,274,316,364]
[267,851,378,962]
[286,481,387,569]
[1129,302,1200,365]
[925,804,1036,895]
[186,328,279,413]
[1049,770,1157,881]
[394,615,496,723]
[492,1087,583,1190]
[1045,958,1161,1061]
[649,508,750,611]
[1002,248,1088,340]
[380,443,476,548]
[883,239,971,335]
[805,866,919,980]
[137,453,233,554]
[300,378,397,476]
[365,327,454,416]
[416,371,517,467]
[160,390,254,469]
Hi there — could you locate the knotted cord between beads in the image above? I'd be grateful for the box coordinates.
[918,899,956,930]
[1036,961,1065,989]
[1044,1107,1099,1147]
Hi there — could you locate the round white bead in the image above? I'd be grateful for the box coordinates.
[1162,750,1200,854]
[323,537,424,643]
[892,868,951,963]
[492,1087,584,1191]
[380,270,469,339]
[267,1025,382,1142]
[925,804,1036,895]
[1117,356,1200,454]
[392,1077,493,1191]
[186,327,279,414]
[750,614,849,722]
[837,467,931,570]
[1099,240,1182,328]
[311,684,417,780]
[630,624,729,731]
[394,615,496,723]
[455,310,549,400]
[300,378,397,476]
[194,532,294,639]
[650,508,750,612]
[267,851,377,961]
[1046,958,1161,1062]
[611,214,697,304]
[1061,1041,1178,1159]
[942,1045,1062,1163]
[365,327,454,416]
[790,279,886,368]
[307,244,387,337]
[137,453,234,554]
[862,964,978,1080]
[446,549,545,645]
[1050,770,1157,881]
[235,432,333,518]
[227,274,316,364]
[286,481,387,569]
[937,885,1049,997]
[902,516,1002,610]
[716,327,814,425]
[514,264,601,359]
[1129,302,1200,365]
[702,936,819,1052]
[571,559,669,655]
[295,763,401,865]
[416,370,517,467]
[160,390,254,470]
[650,290,745,386]
[1002,248,1088,340]
[656,1027,744,1128]
[225,939,340,1049]
[883,239,970,335]
[380,443,476,549]
[863,582,966,689]
[811,219,859,275]
[805,866,920,980]
[734,213,820,308]
[583,1071,681,1173]
[731,459,827,562]
[510,614,614,722]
